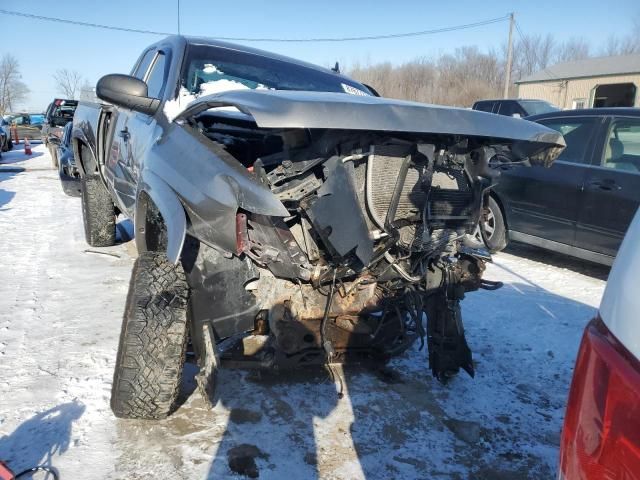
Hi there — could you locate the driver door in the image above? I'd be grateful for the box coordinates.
[104,49,158,215]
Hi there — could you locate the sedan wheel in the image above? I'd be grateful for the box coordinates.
[476,196,508,253]
[483,209,497,241]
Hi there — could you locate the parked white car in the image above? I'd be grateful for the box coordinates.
[559,207,640,478]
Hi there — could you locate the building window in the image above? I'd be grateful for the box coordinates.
[572,98,586,110]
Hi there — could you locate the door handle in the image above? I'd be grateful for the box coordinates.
[119,127,130,141]
[587,180,621,191]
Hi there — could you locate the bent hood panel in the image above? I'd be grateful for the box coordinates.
[174,90,565,154]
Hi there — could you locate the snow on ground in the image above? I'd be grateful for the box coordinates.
[0,144,608,479]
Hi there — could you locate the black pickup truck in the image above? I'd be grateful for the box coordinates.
[42,99,78,167]
[72,35,564,420]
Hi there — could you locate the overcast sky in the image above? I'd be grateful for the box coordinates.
[2,0,639,110]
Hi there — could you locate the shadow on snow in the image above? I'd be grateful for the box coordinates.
[0,401,85,476]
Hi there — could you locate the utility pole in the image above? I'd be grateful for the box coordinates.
[503,12,514,99]
[177,0,181,34]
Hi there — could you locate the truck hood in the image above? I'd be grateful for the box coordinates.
[174,90,565,166]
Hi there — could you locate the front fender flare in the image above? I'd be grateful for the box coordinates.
[135,171,187,264]
[71,124,98,176]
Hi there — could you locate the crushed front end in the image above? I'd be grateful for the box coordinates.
[245,138,496,380]
[175,92,564,386]
[182,121,561,382]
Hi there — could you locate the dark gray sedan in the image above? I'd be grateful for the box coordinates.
[482,108,640,265]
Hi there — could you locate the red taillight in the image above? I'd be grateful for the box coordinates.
[560,316,640,479]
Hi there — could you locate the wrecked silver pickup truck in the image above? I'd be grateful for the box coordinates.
[71,36,564,419]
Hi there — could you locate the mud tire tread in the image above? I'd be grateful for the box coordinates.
[81,175,116,247]
[111,252,189,419]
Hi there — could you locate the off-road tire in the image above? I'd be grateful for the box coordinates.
[482,196,508,253]
[80,175,116,247]
[111,252,190,419]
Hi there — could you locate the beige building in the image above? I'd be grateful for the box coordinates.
[516,54,640,109]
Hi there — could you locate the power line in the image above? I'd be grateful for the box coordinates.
[0,8,509,42]
[0,8,173,36]
[235,16,511,42]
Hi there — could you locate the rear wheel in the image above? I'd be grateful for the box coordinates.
[80,175,116,247]
[111,252,190,419]
[50,146,59,168]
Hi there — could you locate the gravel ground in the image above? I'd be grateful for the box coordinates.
[0,144,608,479]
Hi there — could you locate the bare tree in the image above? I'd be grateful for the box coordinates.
[601,35,637,55]
[600,13,640,55]
[53,69,83,99]
[349,47,503,107]
[0,54,29,114]
[510,33,556,80]
[79,79,96,102]
[349,14,640,109]
[555,38,591,63]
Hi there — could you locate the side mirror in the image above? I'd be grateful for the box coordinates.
[96,74,160,116]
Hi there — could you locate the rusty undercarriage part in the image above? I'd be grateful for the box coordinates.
[215,250,489,379]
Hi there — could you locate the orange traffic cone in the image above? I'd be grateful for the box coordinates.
[24,138,32,155]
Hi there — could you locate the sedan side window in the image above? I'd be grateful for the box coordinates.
[538,117,597,165]
[602,119,640,173]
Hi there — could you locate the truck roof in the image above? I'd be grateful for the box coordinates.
[150,35,362,88]
[146,35,359,89]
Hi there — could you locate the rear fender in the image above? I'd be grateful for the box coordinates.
[135,171,187,264]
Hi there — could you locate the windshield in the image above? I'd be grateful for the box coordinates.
[181,44,371,97]
[522,101,559,116]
